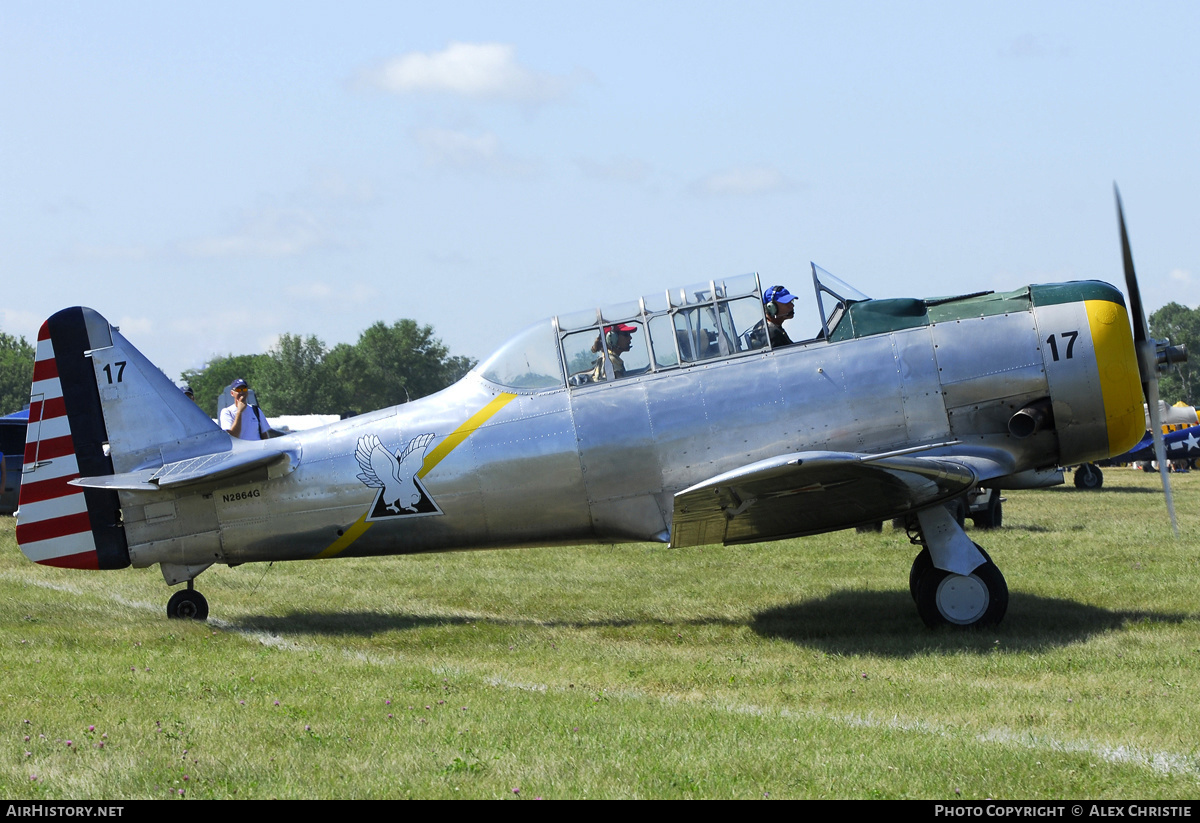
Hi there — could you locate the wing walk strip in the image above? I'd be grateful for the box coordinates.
[14,321,101,569]
[317,392,518,559]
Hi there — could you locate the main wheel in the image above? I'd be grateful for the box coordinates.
[945,496,967,527]
[971,491,1003,530]
[167,589,209,621]
[909,547,932,602]
[914,556,1008,628]
[1074,463,1103,489]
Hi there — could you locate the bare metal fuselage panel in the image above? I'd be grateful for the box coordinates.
[16,272,1143,585]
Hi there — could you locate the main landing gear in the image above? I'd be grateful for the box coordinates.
[1074,463,1103,489]
[906,503,1008,629]
[167,580,209,621]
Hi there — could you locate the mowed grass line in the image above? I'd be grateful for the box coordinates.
[1,469,1198,798]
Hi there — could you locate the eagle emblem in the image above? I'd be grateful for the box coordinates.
[354,433,441,519]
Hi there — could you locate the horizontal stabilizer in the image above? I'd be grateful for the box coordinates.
[671,450,977,548]
[71,447,297,492]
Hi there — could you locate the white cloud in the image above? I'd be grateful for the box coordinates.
[363,42,571,104]
[306,170,375,206]
[1167,268,1193,287]
[575,156,653,184]
[415,127,499,165]
[413,127,533,175]
[692,166,794,196]
[180,208,327,259]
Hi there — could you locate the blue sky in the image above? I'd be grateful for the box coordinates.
[3,1,1197,385]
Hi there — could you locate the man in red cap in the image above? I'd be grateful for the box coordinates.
[591,324,637,381]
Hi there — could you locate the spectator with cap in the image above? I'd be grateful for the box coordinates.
[591,323,638,381]
[220,378,269,441]
[762,285,797,347]
[182,385,197,404]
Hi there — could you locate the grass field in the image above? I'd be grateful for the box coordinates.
[2,469,1198,799]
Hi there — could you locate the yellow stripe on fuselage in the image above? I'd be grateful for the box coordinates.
[317,512,372,559]
[318,392,518,558]
[417,393,518,479]
[1085,299,1145,457]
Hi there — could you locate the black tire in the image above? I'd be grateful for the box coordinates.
[972,491,1003,530]
[856,521,884,533]
[1074,464,1103,489]
[945,496,967,527]
[909,547,932,602]
[914,554,1008,629]
[167,589,209,621]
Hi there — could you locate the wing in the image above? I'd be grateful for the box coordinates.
[670,450,977,548]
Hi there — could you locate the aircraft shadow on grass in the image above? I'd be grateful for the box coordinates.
[227,590,1191,658]
[750,590,1192,656]
[1045,484,1167,495]
[229,610,739,638]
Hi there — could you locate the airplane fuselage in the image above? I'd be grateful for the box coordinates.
[108,280,1141,574]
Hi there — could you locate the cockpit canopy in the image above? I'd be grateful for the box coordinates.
[476,265,869,391]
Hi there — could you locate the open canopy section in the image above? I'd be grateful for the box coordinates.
[557,272,779,388]
[475,267,871,392]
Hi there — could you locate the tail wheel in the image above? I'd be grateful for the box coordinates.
[167,589,209,621]
[914,558,1008,629]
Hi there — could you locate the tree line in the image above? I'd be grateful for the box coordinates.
[4,302,1200,416]
[0,332,36,415]
[183,320,475,417]
[1148,303,1200,407]
[0,321,475,418]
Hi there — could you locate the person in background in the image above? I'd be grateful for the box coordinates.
[220,378,269,441]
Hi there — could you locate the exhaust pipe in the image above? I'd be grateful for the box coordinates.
[1008,398,1055,438]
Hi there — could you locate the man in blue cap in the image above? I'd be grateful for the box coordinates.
[220,378,270,441]
[762,285,797,347]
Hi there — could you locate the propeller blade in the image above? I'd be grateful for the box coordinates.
[1146,373,1180,537]
[1116,186,1149,344]
[1115,184,1179,536]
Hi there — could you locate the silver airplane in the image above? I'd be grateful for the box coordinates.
[14,193,1179,629]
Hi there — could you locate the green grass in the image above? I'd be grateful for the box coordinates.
[2,468,1198,798]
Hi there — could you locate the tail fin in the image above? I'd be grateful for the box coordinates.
[16,307,222,569]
